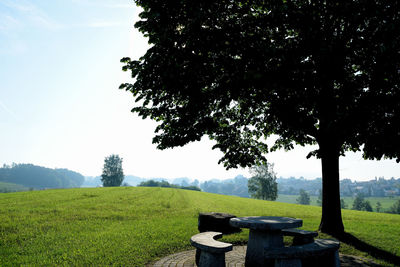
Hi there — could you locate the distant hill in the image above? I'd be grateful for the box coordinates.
[0,164,84,190]
[276,177,322,195]
[200,175,250,198]
[82,175,147,187]
[171,177,192,186]
[81,176,102,187]
[122,175,147,186]
[82,176,194,188]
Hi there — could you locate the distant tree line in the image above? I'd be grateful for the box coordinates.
[200,175,249,197]
[352,193,373,212]
[278,177,323,196]
[199,176,400,198]
[138,180,201,191]
[351,193,400,215]
[0,163,84,190]
[275,177,400,197]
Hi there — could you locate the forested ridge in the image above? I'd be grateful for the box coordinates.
[0,163,84,191]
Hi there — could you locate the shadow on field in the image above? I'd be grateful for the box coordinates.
[333,232,400,266]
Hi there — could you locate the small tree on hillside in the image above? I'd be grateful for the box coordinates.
[297,189,310,205]
[363,200,373,212]
[352,193,372,211]
[389,200,400,214]
[376,201,382,212]
[352,193,365,210]
[248,162,278,201]
[101,154,124,187]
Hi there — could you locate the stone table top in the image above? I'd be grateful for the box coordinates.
[229,216,302,231]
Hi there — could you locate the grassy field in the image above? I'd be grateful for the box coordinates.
[1,187,400,266]
[277,194,400,212]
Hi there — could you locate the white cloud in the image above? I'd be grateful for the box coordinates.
[87,21,122,28]
[1,0,62,30]
[29,13,63,30]
[71,0,133,9]
[0,14,21,32]
[0,99,17,119]
[108,4,133,8]
[0,39,27,55]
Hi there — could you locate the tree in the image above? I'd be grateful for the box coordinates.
[352,193,365,211]
[389,200,400,214]
[363,200,373,212]
[296,189,310,205]
[352,193,373,212]
[317,189,322,206]
[376,201,382,212]
[121,1,400,234]
[138,179,201,191]
[247,163,278,201]
[101,154,124,187]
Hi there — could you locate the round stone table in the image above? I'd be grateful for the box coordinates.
[230,216,303,267]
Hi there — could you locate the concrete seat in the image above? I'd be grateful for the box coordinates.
[190,231,232,267]
[282,228,318,245]
[264,239,340,267]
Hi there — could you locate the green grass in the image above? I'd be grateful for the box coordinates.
[1,187,399,266]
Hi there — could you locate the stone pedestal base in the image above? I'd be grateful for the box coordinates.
[198,250,226,267]
[245,229,284,267]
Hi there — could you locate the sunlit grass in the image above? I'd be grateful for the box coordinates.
[1,187,399,266]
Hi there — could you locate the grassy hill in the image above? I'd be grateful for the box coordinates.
[1,187,399,266]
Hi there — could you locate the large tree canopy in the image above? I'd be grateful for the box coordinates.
[121,0,400,234]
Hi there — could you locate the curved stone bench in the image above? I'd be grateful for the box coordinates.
[282,229,318,245]
[190,231,233,267]
[264,239,340,267]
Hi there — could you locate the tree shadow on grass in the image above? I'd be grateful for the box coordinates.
[332,232,400,266]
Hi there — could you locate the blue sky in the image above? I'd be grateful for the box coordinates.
[1,0,400,181]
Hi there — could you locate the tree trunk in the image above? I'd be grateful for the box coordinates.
[318,143,345,234]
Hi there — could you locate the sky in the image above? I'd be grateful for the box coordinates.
[1,0,400,181]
